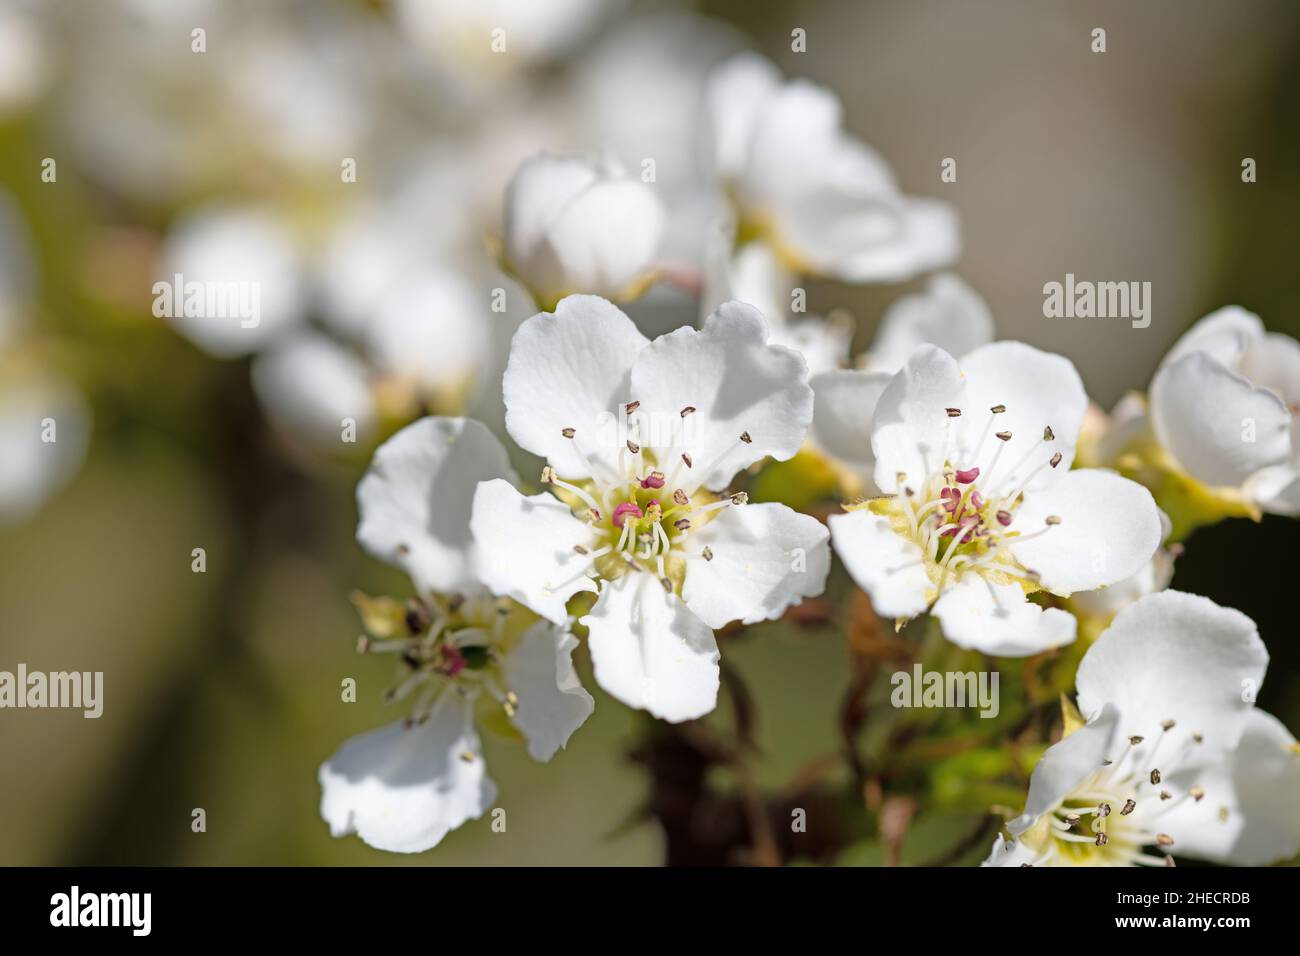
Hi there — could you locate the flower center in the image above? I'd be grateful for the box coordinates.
[354,592,535,729]
[1023,722,1210,866]
[546,404,754,595]
[865,403,1065,595]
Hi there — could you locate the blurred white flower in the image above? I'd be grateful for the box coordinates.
[1148,306,1299,513]
[829,342,1161,655]
[250,334,376,449]
[0,1,50,116]
[320,417,594,854]
[986,591,1298,867]
[503,152,665,308]
[469,295,830,722]
[706,52,959,283]
[158,204,306,359]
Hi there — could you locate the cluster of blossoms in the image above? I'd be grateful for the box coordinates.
[7,2,1291,864]
[307,23,1298,859]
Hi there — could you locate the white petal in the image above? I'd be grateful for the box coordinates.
[811,369,893,473]
[1007,703,1120,836]
[251,333,375,448]
[1076,591,1269,749]
[501,621,594,762]
[1239,331,1300,411]
[828,510,931,619]
[981,833,1048,867]
[1160,709,1300,866]
[504,152,598,265]
[1245,463,1300,516]
[581,573,720,723]
[869,273,994,374]
[956,341,1088,495]
[932,576,1076,657]
[1150,350,1291,487]
[681,502,831,629]
[470,479,598,623]
[504,153,663,303]
[318,702,496,854]
[159,205,304,358]
[628,300,813,491]
[356,417,518,596]
[794,194,960,284]
[502,294,648,479]
[706,52,782,179]
[869,344,966,493]
[543,177,665,299]
[1009,469,1162,595]
[1160,305,1264,371]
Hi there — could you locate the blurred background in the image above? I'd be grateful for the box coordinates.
[1,0,1297,865]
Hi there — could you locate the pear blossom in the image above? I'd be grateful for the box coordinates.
[503,152,665,310]
[320,417,594,853]
[985,591,1299,866]
[706,52,958,284]
[828,342,1162,655]
[808,274,994,493]
[469,295,831,722]
[1148,306,1298,514]
[250,333,376,448]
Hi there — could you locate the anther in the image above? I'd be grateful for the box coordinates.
[1098,802,1112,817]
[1095,832,1109,847]
[680,405,696,418]
[1189,787,1205,802]
[955,466,979,483]
[626,439,640,454]
[674,518,690,531]
[991,404,1006,414]
[945,407,962,418]
[641,471,666,489]
[1155,833,1174,848]
[702,547,714,561]
[1160,791,1172,801]
[1049,452,1062,468]
[541,466,555,484]
[574,545,589,555]
[1160,719,1175,731]
[1065,814,1081,825]
[459,751,476,764]
[561,427,576,439]
[1150,769,1161,785]
[587,507,601,523]
[1045,515,1062,525]
[660,577,672,593]
[730,492,749,505]
[1120,799,1136,816]
[1043,426,1054,441]
[996,510,1012,526]
[996,430,1012,441]
[1130,735,1145,745]
[625,401,640,413]
[673,489,689,506]
[682,453,693,468]
[1193,732,1204,743]
[739,431,752,444]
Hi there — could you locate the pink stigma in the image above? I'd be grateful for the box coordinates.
[955,466,980,484]
[439,644,467,678]
[612,502,644,528]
